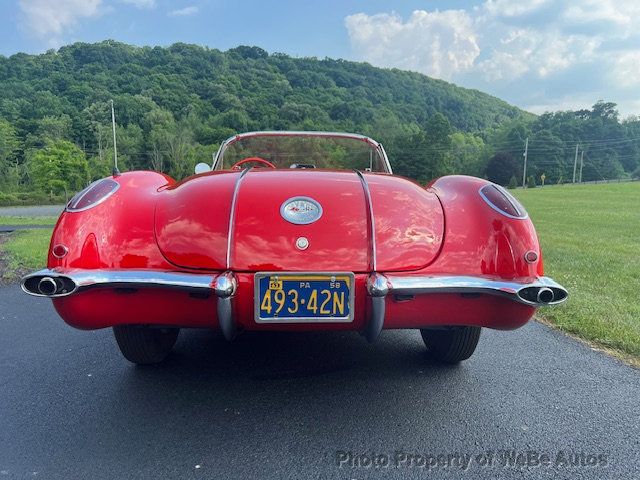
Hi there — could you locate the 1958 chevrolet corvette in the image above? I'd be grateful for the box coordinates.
[22,131,567,365]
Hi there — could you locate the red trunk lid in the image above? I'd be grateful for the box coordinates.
[155,170,443,272]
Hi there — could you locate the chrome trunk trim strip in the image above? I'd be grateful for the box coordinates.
[226,167,252,269]
[355,170,377,272]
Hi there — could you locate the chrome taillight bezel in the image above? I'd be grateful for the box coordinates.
[66,178,120,212]
[478,184,528,220]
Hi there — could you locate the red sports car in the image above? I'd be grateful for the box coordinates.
[22,131,567,364]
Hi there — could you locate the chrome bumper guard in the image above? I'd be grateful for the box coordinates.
[21,269,239,341]
[363,273,568,343]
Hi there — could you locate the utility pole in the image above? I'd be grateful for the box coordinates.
[572,143,579,183]
[579,149,584,183]
[522,137,528,188]
[110,99,120,177]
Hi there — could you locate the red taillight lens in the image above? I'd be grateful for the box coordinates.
[66,179,119,212]
[52,244,69,258]
[479,184,527,219]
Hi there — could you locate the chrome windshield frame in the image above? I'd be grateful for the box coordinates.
[211,131,393,174]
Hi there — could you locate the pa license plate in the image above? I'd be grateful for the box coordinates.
[255,273,355,323]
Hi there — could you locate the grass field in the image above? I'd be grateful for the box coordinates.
[514,182,640,360]
[0,228,52,280]
[0,182,638,360]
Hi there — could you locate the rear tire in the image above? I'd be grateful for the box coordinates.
[420,327,481,363]
[113,325,179,365]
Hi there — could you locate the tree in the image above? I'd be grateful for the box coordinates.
[165,115,196,179]
[591,101,619,122]
[485,152,520,186]
[28,140,89,196]
[446,132,486,176]
[35,115,73,143]
[0,119,21,186]
[144,107,175,173]
[527,129,565,184]
[2,41,639,193]
[423,112,453,177]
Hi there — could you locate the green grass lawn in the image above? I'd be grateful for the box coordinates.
[0,228,52,280]
[0,216,57,226]
[0,183,638,360]
[514,182,640,359]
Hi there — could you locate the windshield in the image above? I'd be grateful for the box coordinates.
[213,131,390,172]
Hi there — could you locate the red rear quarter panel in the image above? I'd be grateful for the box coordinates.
[48,171,174,270]
[425,175,544,280]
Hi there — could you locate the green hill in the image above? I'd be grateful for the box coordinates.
[0,41,527,139]
[0,41,636,196]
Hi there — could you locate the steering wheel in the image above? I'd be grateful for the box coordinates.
[231,157,276,170]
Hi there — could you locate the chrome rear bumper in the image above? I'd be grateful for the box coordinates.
[21,269,238,341]
[385,274,568,307]
[22,268,567,343]
[21,269,219,297]
[362,273,568,342]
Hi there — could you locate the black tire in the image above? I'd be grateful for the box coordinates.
[113,325,179,365]
[420,327,481,363]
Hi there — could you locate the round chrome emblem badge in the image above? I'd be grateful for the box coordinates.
[280,197,323,225]
[295,237,309,250]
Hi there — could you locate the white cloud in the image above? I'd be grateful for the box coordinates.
[481,0,550,18]
[473,0,629,83]
[169,6,199,17]
[345,10,479,80]
[477,29,600,81]
[19,0,103,45]
[526,97,597,114]
[345,1,640,115]
[562,0,640,31]
[120,0,156,9]
[609,51,640,88]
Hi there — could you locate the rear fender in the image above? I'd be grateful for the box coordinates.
[48,172,175,270]
[426,175,544,280]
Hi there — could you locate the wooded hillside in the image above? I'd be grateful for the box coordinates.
[0,41,638,202]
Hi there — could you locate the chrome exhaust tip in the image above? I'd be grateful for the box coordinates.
[517,283,567,306]
[21,273,78,297]
[536,287,554,304]
[38,277,58,296]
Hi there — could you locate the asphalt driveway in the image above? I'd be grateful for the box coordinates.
[0,284,638,479]
[0,205,64,217]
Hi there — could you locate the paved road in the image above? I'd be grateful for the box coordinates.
[1,285,638,480]
[0,205,64,217]
[0,225,54,233]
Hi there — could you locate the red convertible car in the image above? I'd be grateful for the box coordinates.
[22,131,567,364]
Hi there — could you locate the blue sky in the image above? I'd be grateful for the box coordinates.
[2,0,639,117]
